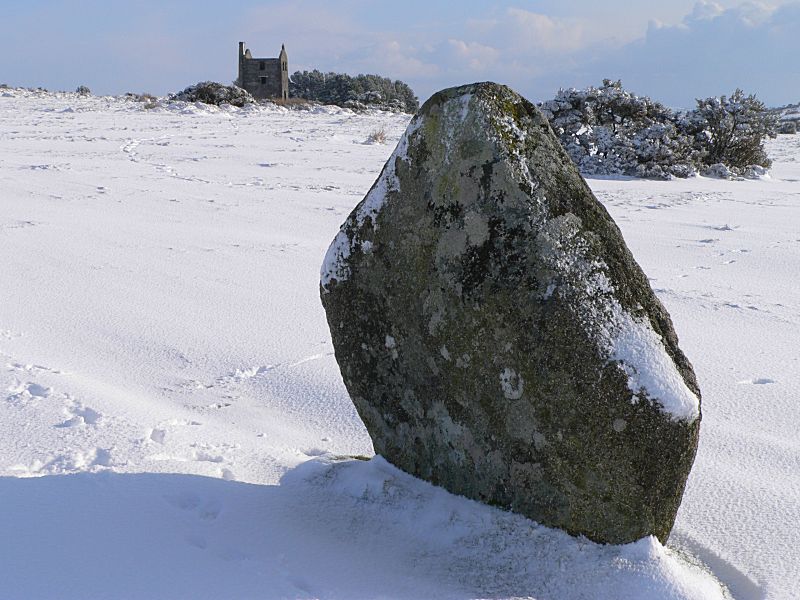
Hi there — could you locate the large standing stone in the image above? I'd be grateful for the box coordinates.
[320,83,701,544]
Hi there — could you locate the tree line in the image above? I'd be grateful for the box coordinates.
[289,70,419,113]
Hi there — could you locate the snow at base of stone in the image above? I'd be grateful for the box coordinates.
[320,116,422,289]
[284,455,728,600]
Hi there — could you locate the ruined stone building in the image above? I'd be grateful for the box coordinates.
[237,42,288,100]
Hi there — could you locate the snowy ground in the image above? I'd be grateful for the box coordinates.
[1,88,798,599]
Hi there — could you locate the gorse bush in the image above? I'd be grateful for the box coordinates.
[540,80,777,179]
[692,89,777,170]
[540,80,699,179]
[289,70,419,113]
[171,82,255,108]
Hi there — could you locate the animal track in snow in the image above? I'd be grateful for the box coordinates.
[6,362,63,375]
[1,220,38,230]
[289,353,332,368]
[737,378,776,385]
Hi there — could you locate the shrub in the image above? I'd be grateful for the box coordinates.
[171,81,255,107]
[289,70,418,113]
[365,126,388,144]
[270,97,314,109]
[75,85,91,95]
[779,121,798,134]
[540,79,699,179]
[692,89,777,170]
[125,92,157,103]
[540,80,777,179]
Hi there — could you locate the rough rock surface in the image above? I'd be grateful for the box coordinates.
[320,82,701,545]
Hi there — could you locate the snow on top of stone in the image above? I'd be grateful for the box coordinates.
[320,116,422,289]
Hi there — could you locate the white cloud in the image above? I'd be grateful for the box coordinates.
[368,40,441,80]
[687,0,726,21]
[504,8,587,52]
[589,1,800,107]
[446,39,500,71]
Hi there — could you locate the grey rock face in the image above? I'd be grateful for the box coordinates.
[320,83,701,545]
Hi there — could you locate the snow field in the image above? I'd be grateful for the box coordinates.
[1,87,798,598]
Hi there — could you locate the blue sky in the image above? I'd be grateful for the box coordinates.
[1,1,797,108]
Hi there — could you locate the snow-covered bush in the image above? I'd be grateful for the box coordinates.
[540,80,699,179]
[692,89,777,171]
[540,80,776,179]
[289,70,418,113]
[779,121,798,134]
[171,82,255,108]
[75,85,91,96]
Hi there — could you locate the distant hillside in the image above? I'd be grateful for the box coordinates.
[769,103,800,133]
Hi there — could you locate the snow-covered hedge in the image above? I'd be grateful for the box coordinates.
[540,80,777,179]
[771,103,800,134]
[170,82,255,108]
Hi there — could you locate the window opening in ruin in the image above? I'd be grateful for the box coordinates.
[259,61,265,71]
[260,76,267,85]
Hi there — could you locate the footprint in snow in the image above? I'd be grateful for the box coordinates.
[737,378,776,385]
[164,491,222,521]
[184,532,208,550]
[10,447,113,476]
[55,400,102,428]
[6,381,52,405]
[302,448,328,457]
